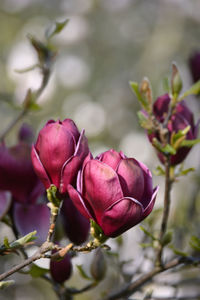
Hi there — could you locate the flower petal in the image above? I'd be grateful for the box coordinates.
[50,252,72,283]
[117,158,144,201]
[13,203,50,245]
[82,160,123,222]
[31,146,51,190]
[67,184,93,220]
[97,149,122,170]
[62,118,80,142]
[137,160,153,209]
[142,186,159,219]
[101,197,144,237]
[61,197,90,245]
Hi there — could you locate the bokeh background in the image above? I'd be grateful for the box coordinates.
[0,0,200,299]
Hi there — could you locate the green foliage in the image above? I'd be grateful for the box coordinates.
[129,81,148,109]
[45,19,69,40]
[0,231,37,254]
[179,80,200,100]
[161,231,173,246]
[0,280,15,290]
[170,245,188,257]
[137,111,152,130]
[171,63,183,97]
[190,236,200,251]
[152,138,176,155]
[180,138,200,147]
[90,220,108,244]
[76,265,92,281]
[140,226,157,241]
[29,264,49,278]
[153,165,165,176]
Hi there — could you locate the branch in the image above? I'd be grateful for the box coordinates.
[0,64,50,141]
[102,256,200,300]
[156,156,172,266]
[0,241,53,281]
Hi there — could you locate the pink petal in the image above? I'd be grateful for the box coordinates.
[61,197,90,244]
[0,191,12,220]
[101,197,144,237]
[67,184,93,220]
[83,160,123,223]
[117,158,144,201]
[137,160,153,209]
[31,146,51,190]
[13,203,50,245]
[142,186,159,219]
[60,156,80,194]
[62,118,80,142]
[97,149,122,170]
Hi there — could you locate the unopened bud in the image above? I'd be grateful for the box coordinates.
[90,248,107,281]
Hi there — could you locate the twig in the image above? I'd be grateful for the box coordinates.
[0,66,50,141]
[156,155,172,266]
[102,256,200,300]
[0,241,53,281]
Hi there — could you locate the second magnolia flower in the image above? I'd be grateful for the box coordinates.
[68,149,158,237]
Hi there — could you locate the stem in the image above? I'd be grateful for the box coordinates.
[156,155,172,266]
[46,204,59,243]
[102,256,200,300]
[0,67,50,141]
[0,241,53,281]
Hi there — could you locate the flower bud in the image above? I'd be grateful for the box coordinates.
[50,250,72,283]
[148,94,199,165]
[31,119,89,194]
[90,248,107,281]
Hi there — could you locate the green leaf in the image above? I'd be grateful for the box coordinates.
[45,19,69,40]
[170,245,188,257]
[0,280,15,289]
[10,231,37,248]
[29,264,49,278]
[4,237,10,248]
[179,167,195,176]
[152,138,176,155]
[163,76,170,93]
[140,243,153,248]
[161,231,173,246]
[90,219,108,243]
[137,111,152,130]
[190,236,200,251]
[129,81,147,108]
[180,138,200,148]
[76,265,92,281]
[153,165,165,176]
[179,80,200,100]
[139,226,157,241]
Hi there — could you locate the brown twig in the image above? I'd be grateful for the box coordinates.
[156,155,172,266]
[102,256,200,300]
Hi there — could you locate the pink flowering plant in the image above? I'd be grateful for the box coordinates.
[0,22,200,299]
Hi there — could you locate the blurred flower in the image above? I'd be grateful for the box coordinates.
[148,94,199,165]
[18,123,34,144]
[0,129,42,204]
[61,196,90,245]
[68,150,158,238]
[189,51,200,83]
[50,250,72,283]
[0,191,12,220]
[31,119,89,194]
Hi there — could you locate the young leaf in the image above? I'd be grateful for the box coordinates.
[29,264,49,278]
[0,280,15,289]
[170,245,188,257]
[139,226,157,241]
[180,138,200,148]
[152,138,176,155]
[129,81,148,109]
[76,265,92,281]
[153,165,165,176]
[137,111,152,130]
[190,236,200,251]
[161,231,173,246]
[179,80,200,100]
[45,19,69,40]
[10,231,37,248]
[171,63,182,96]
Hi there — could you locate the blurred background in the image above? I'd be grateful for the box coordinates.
[0,0,200,299]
